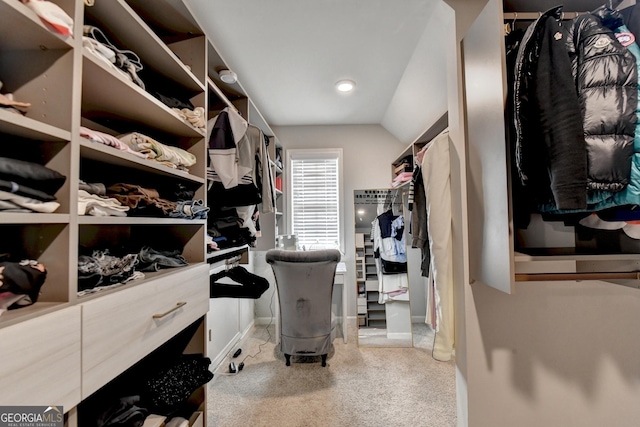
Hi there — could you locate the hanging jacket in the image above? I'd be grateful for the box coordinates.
[513,6,587,210]
[206,107,275,213]
[539,22,640,215]
[567,6,637,193]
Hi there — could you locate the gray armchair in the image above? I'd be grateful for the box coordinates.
[265,249,342,367]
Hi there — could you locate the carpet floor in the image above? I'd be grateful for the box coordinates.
[207,323,456,427]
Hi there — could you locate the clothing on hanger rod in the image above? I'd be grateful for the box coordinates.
[503,0,633,22]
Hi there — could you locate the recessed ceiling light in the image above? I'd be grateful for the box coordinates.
[219,69,237,84]
[336,79,356,92]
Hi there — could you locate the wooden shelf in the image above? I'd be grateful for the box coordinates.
[514,250,640,262]
[0,109,71,141]
[79,138,205,184]
[0,213,69,224]
[0,0,74,51]
[86,0,204,93]
[81,50,205,138]
[207,77,236,111]
[0,301,70,329]
[206,244,250,263]
[78,216,206,225]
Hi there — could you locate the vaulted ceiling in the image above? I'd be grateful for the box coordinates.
[186,0,453,143]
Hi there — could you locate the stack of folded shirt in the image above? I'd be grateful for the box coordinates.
[118,133,197,172]
[80,126,148,159]
[0,157,66,213]
[78,180,129,217]
[391,171,413,188]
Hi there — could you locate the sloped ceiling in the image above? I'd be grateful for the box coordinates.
[186,0,451,143]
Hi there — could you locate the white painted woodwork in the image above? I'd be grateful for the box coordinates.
[81,264,209,397]
[0,306,81,408]
[207,297,241,369]
[462,0,514,293]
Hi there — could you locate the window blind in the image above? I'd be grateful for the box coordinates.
[290,156,340,250]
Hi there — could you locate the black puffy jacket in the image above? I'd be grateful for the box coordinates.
[513,6,637,210]
[567,6,637,193]
[514,6,587,210]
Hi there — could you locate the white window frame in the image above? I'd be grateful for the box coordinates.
[286,148,344,251]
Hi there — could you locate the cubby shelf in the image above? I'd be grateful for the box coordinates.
[0,0,74,51]
[79,138,205,184]
[0,109,71,141]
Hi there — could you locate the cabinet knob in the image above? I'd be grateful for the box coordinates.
[152,301,187,319]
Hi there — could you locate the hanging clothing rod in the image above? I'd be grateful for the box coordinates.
[515,271,640,285]
[502,12,585,20]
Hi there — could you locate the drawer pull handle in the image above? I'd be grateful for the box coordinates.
[153,301,187,319]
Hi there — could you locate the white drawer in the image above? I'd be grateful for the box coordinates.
[81,264,209,398]
[334,272,345,285]
[0,306,81,408]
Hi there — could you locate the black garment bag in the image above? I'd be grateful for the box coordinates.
[209,266,269,299]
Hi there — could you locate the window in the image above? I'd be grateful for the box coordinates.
[287,149,343,251]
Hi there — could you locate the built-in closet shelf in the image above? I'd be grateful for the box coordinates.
[85,0,204,93]
[0,301,70,329]
[514,250,640,276]
[77,216,206,225]
[0,0,74,51]
[273,163,283,175]
[206,77,235,111]
[81,51,205,138]
[514,251,640,262]
[77,264,206,303]
[79,139,205,184]
[206,244,250,262]
[275,211,283,217]
[391,181,411,190]
[0,109,71,141]
[0,213,69,224]
[248,100,274,137]
[368,312,386,320]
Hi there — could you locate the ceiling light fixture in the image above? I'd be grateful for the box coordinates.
[219,69,238,84]
[336,79,356,93]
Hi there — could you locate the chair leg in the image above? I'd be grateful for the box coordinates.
[285,354,291,366]
[321,354,327,367]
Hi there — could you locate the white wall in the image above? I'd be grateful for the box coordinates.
[253,124,428,321]
[381,1,452,144]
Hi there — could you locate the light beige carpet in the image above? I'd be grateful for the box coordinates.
[207,323,456,427]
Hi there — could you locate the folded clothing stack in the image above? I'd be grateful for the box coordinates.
[0,157,66,213]
[0,259,47,316]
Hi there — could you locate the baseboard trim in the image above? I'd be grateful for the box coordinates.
[387,332,413,340]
